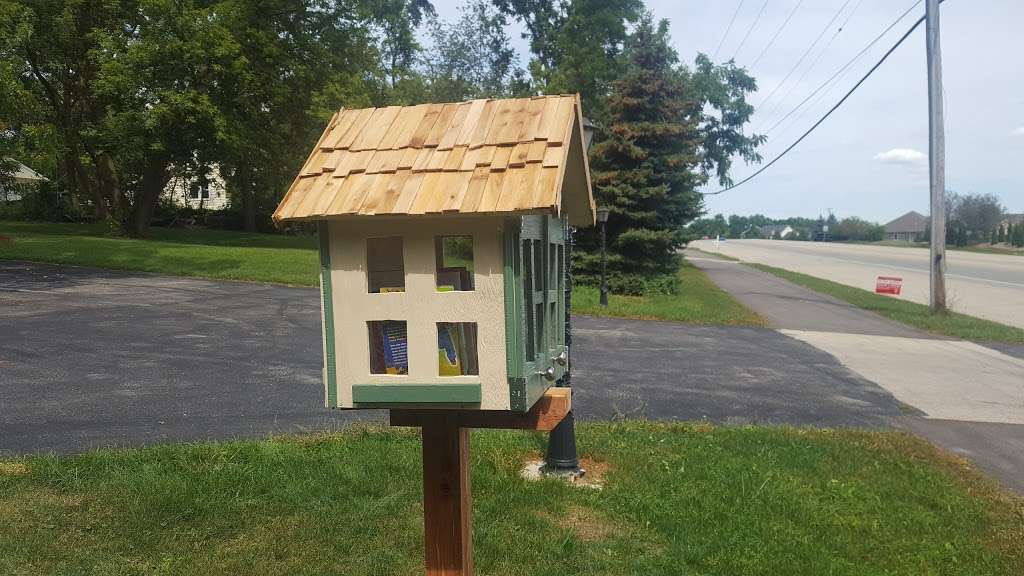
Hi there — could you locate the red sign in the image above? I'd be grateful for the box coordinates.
[875,276,903,295]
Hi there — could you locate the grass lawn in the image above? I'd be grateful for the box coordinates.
[573,259,764,326]
[0,221,320,286]
[1,222,763,326]
[1,423,1022,576]
[751,264,1024,344]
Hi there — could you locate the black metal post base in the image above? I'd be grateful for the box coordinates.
[543,409,584,477]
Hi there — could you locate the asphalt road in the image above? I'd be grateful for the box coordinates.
[690,239,1024,329]
[0,261,902,456]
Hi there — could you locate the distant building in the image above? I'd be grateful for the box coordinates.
[164,165,228,210]
[759,224,793,240]
[1,159,48,202]
[1000,213,1024,229]
[883,211,928,242]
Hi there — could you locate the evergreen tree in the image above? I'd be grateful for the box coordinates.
[990,227,998,245]
[997,224,1005,244]
[573,14,701,294]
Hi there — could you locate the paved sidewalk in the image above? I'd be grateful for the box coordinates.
[686,253,928,338]
[687,250,1024,492]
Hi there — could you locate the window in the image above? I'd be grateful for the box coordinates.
[368,320,408,375]
[367,237,405,293]
[435,236,474,291]
[437,322,478,376]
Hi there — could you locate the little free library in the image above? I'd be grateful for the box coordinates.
[273,94,595,415]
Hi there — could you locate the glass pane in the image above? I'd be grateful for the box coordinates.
[367,237,404,293]
[533,240,544,292]
[435,236,474,291]
[437,322,479,376]
[549,302,557,349]
[523,240,535,362]
[368,320,408,375]
[535,302,545,355]
[557,244,564,292]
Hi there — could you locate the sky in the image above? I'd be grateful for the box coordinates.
[429,0,1024,223]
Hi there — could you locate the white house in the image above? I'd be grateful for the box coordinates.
[760,224,793,239]
[165,165,229,210]
[1,159,48,202]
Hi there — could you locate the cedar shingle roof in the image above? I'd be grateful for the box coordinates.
[272,94,594,226]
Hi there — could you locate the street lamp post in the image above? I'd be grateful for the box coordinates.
[596,206,610,307]
[543,118,596,478]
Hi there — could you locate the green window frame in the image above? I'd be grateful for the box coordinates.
[504,214,566,412]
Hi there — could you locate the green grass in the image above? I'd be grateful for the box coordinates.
[0,221,320,286]
[573,259,764,325]
[1,222,763,326]
[0,423,1020,575]
[751,264,1024,344]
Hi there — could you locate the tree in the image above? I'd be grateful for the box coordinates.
[493,0,641,119]
[572,14,703,293]
[832,217,884,242]
[211,0,380,232]
[686,54,765,186]
[419,0,528,102]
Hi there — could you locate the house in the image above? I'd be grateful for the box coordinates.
[884,210,928,242]
[999,213,1024,229]
[164,165,228,210]
[1,159,48,202]
[760,224,793,239]
[272,94,594,412]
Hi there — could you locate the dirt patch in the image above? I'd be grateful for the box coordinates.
[541,505,620,543]
[0,462,29,476]
[571,457,610,487]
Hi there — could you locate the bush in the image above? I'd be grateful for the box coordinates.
[0,181,68,222]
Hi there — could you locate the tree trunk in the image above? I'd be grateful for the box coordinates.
[240,170,257,232]
[126,159,169,238]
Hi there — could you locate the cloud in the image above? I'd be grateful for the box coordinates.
[1013,126,1024,137]
[873,148,927,166]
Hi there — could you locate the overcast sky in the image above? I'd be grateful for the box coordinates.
[430,0,1023,223]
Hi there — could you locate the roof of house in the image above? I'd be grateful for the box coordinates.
[884,210,928,233]
[272,94,595,227]
[4,159,48,183]
[760,224,792,233]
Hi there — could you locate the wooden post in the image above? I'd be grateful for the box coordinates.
[926,0,947,312]
[393,388,571,576]
[421,413,473,576]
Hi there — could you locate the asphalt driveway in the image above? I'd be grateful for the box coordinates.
[1,261,902,456]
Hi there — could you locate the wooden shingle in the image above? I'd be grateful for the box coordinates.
[273,94,594,226]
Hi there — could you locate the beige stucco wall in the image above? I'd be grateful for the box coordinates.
[326,216,509,410]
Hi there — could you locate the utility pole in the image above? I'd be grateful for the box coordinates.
[926,0,947,312]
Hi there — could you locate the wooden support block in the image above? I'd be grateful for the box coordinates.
[421,413,473,576]
[390,387,571,431]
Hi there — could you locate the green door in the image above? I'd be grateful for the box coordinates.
[505,214,566,412]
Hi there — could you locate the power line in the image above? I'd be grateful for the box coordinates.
[754,0,854,115]
[713,0,747,61]
[702,9,929,196]
[731,0,771,61]
[756,0,869,132]
[763,0,923,135]
[750,0,806,69]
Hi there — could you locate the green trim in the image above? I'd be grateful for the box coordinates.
[504,217,527,411]
[352,383,481,404]
[318,222,338,407]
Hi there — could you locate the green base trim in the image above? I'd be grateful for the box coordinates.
[352,383,482,404]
